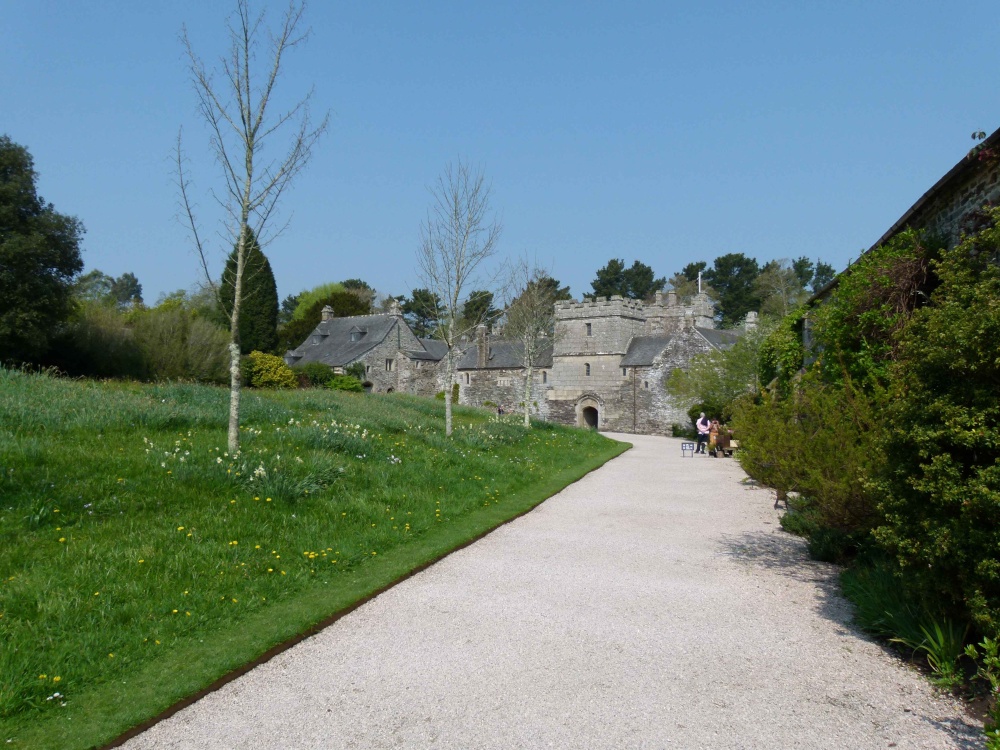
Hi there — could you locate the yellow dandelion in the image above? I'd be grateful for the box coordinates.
[53,676,61,683]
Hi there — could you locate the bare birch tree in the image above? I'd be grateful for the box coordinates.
[417,160,502,436]
[504,260,559,428]
[176,0,327,453]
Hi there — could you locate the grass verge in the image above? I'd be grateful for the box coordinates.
[0,370,629,749]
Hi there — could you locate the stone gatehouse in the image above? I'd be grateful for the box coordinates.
[285,293,745,435]
[457,291,746,434]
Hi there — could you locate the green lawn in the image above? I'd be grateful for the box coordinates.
[0,370,628,749]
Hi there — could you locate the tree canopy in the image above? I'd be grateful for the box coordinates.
[703,253,761,327]
[219,228,278,354]
[402,288,443,338]
[0,135,84,363]
[588,258,666,300]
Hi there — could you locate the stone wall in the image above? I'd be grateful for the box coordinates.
[397,356,447,398]
[915,158,1000,245]
[459,367,551,419]
[554,297,645,356]
[353,318,424,394]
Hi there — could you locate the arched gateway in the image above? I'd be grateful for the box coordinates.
[576,395,602,430]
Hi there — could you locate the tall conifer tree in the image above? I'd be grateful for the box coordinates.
[219,228,278,354]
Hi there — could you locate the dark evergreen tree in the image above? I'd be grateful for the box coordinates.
[791,257,815,289]
[109,272,143,308]
[622,260,666,301]
[219,228,278,354]
[535,274,572,302]
[812,261,836,292]
[703,252,760,327]
[588,258,626,299]
[460,290,497,331]
[588,259,664,300]
[402,288,443,337]
[0,135,84,363]
[278,293,299,325]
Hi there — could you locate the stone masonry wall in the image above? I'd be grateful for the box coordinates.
[918,158,1000,244]
[459,367,552,420]
[352,320,419,394]
[397,356,447,398]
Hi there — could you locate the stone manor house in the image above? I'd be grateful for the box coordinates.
[284,293,746,435]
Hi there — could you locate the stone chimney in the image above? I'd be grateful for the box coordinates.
[476,324,488,368]
[743,311,758,331]
[667,290,678,307]
[320,305,335,322]
[387,298,403,318]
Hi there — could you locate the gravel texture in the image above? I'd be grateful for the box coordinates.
[122,434,982,749]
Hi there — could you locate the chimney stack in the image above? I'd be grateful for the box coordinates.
[476,324,488,368]
[320,305,335,322]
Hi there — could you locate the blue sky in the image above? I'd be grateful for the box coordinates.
[3,1,999,304]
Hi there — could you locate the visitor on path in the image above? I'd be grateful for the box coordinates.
[708,419,720,457]
[695,412,711,454]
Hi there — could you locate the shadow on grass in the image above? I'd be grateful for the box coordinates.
[714,529,983,748]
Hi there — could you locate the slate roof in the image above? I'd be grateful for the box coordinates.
[695,327,742,350]
[457,340,553,370]
[285,314,400,367]
[403,339,449,362]
[620,336,673,367]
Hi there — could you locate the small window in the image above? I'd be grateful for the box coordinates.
[366,365,371,374]
[622,367,627,377]
[542,371,547,384]
[585,363,591,376]
[586,323,592,336]
[643,381,648,389]
[385,359,394,372]
[350,331,363,342]
[464,372,470,384]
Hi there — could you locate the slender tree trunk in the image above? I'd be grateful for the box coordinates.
[228,224,248,454]
[523,361,533,428]
[445,350,455,437]
[228,341,241,453]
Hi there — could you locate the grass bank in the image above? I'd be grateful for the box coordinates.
[0,370,628,749]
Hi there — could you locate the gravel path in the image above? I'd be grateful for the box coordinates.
[122,434,982,749]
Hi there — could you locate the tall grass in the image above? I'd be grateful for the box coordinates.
[0,369,626,748]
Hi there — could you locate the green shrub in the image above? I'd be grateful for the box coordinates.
[873,208,1000,632]
[345,362,366,382]
[293,361,334,387]
[243,350,297,389]
[326,374,364,393]
[733,372,882,536]
[435,383,460,403]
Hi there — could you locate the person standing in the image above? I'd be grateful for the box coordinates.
[695,412,711,454]
[708,419,720,457]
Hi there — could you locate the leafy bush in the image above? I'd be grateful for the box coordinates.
[345,362,366,382]
[132,305,228,383]
[293,361,334,387]
[733,372,882,535]
[435,383,460,403]
[872,209,1000,632]
[243,350,297,389]
[326,374,364,392]
[44,301,146,378]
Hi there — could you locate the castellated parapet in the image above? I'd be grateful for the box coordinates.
[554,295,647,357]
